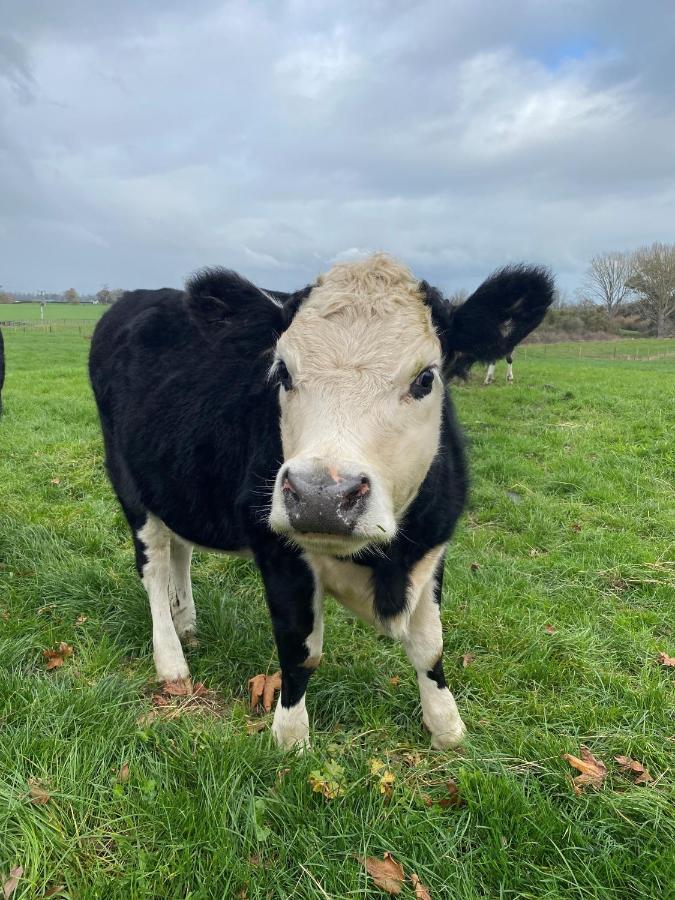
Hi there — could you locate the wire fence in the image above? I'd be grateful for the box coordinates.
[2,319,673,361]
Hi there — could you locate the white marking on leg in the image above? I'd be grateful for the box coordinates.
[138,515,190,683]
[303,565,324,667]
[401,557,466,749]
[506,362,513,382]
[485,363,495,384]
[169,533,197,644]
[272,696,310,750]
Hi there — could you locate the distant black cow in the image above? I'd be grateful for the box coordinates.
[89,255,553,750]
[484,352,514,384]
[0,328,5,415]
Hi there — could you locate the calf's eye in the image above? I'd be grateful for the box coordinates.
[410,366,435,400]
[276,360,293,391]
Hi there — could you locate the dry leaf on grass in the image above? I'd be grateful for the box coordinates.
[461,652,475,667]
[3,866,23,899]
[470,562,480,571]
[410,873,433,900]
[308,761,346,800]
[389,675,401,686]
[563,746,607,794]
[614,755,653,784]
[43,642,73,670]
[28,777,50,805]
[360,853,405,895]
[117,763,130,783]
[544,624,556,635]
[246,718,267,735]
[75,614,87,625]
[43,885,65,897]
[571,522,582,533]
[657,651,675,667]
[50,478,61,486]
[438,779,464,809]
[249,671,281,712]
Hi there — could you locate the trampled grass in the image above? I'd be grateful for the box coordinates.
[0,329,673,898]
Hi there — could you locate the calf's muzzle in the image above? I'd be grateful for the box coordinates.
[282,468,370,535]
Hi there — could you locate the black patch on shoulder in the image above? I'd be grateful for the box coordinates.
[427,657,447,689]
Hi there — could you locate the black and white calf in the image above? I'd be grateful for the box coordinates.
[484,352,514,384]
[89,256,553,750]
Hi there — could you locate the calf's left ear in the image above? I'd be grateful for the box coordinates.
[422,265,555,378]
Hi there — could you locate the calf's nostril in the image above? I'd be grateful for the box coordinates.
[340,476,370,511]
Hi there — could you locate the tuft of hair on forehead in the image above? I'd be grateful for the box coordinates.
[307,253,423,318]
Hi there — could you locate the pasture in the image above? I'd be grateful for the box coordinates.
[1,326,673,898]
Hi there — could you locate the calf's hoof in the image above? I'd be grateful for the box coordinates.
[154,649,190,685]
[425,718,467,750]
[272,700,310,752]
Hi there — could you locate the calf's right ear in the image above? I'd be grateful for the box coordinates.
[422,265,555,378]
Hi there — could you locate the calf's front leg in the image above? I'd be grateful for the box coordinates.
[255,546,323,750]
[402,556,466,749]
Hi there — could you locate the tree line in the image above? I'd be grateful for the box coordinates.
[581,242,675,338]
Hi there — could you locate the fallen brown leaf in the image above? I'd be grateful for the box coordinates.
[249,671,281,712]
[461,652,475,668]
[3,866,23,899]
[360,853,405,894]
[563,746,607,794]
[401,751,422,767]
[75,614,87,625]
[43,885,65,897]
[470,562,480,571]
[117,763,130,783]
[410,873,432,900]
[571,522,582,533]
[245,718,267,735]
[544,624,556,635]
[378,770,396,799]
[28,778,50,805]
[437,779,464,809]
[43,642,73,671]
[657,651,675,667]
[614,755,653,784]
[389,675,401,686]
[50,478,61,486]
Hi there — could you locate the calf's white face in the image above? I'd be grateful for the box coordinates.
[268,256,443,556]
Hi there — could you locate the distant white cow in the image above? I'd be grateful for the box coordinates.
[485,352,514,384]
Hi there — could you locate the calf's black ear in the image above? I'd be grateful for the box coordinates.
[186,267,286,336]
[422,265,555,378]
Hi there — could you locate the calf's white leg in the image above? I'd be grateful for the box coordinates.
[484,363,495,384]
[137,515,190,683]
[168,534,197,644]
[402,559,466,749]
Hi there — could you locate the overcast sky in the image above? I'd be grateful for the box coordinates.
[1,0,674,296]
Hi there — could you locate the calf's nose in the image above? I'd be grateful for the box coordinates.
[282,468,370,535]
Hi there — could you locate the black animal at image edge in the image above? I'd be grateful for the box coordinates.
[89,264,553,720]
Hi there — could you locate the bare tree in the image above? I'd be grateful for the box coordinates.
[96,287,112,305]
[583,251,632,318]
[626,242,675,338]
[64,287,80,304]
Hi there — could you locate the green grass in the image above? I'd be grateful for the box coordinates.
[1,331,673,899]
[0,303,105,325]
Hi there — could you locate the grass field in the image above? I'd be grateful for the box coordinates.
[0,303,105,325]
[1,329,673,899]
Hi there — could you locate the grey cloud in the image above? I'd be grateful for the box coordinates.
[0,0,674,295]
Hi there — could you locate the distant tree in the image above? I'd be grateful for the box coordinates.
[96,288,112,305]
[0,291,15,304]
[64,288,80,304]
[626,242,675,338]
[109,289,125,304]
[583,251,632,319]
